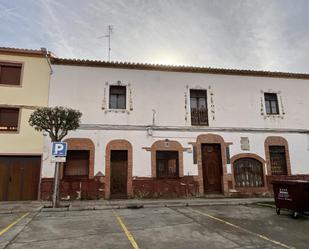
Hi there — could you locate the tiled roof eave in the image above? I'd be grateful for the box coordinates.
[50,57,309,80]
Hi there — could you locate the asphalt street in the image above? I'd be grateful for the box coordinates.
[0,204,308,249]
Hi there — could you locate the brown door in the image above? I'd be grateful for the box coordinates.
[110,150,128,198]
[202,144,223,193]
[0,156,41,201]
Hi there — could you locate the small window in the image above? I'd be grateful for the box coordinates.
[0,62,22,86]
[269,146,288,175]
[109,85,126,109]
[190,89,208,126]
[64,150,89,178]
[156,151,179,179]
[234,158,264,187]
[264,93,279,115]
[0,107,19,132]
[192,145,197,164]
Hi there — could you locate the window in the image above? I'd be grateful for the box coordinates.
[0,62,22,86]
[192,145,197,164]
[156,151,179,179]
[269,146,287,175]
[234,158,264,187]
[0,108,19,132]
[264,93,279,115]
[63,150,89,178]
[109,85,126,109]
[190,89,208,125]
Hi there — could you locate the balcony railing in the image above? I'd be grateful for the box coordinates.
[191,108,208,126]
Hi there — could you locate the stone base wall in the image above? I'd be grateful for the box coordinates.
[40,176,105,201]
[40,174,309,200]
[132,176,199,198]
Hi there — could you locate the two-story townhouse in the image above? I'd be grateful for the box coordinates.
[41,58,309,200]
[0,47,51,201]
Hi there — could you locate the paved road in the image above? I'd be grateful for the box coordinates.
[0,204,308,249]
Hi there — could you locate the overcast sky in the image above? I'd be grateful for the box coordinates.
[1,0,309,73]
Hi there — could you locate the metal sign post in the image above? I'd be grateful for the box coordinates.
[51,142,67,208]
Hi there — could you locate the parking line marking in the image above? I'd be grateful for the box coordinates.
[0,212,29,237]
[188,208,295,249]
[112,209,140,249]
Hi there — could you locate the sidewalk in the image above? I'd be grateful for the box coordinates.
[0,197,273,213]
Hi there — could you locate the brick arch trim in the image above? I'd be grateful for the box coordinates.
[105,139,133,199]
[196,133,228,195]
[150,140,185,178]
[230,153,267,189]
[63,138,95,179]
[264,136,291,176]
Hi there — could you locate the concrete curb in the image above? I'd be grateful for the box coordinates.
[39,200,272,212]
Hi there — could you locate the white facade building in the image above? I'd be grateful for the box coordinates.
[41,58,309,199]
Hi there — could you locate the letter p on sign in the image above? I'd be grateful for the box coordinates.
[52,142,67,157]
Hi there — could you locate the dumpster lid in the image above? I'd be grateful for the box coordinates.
[272,179,309,185]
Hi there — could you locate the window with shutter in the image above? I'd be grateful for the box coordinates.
[156,151,179,179]
[109,86,126,109]
[264,93,279,115]
[63,150,90,178]
[190,89,208,126]
[269,146,288,175]
[0,62,22,86]
[0,108,19,132]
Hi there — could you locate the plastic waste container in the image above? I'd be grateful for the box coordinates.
[272,180,309,218]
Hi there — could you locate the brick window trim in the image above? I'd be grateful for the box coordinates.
[264,136,291,176]
[230,153,268,191]
[0,106,22,134]
[0,61,24,87]
[62,138,95,179]
[105,139,133,199]
[196,134,229,195]
[149,140,186,179]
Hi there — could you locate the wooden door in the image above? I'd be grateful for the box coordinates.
[0,158,10,201]
[110,150,128,198]
[0,156,41,201]
[202,144,223,193]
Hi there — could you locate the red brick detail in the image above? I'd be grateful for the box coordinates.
[230,153,268,194]
[132,176,199,198]
[150,140,186,178]
[105,139,133,199]
[264,136,291,176]
[196,134,228,195]
[63,138,95,179]
[40,176,105,201]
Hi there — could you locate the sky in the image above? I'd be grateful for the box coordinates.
[1,0,309,73]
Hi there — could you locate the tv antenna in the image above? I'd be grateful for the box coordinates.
[97,25,113,62]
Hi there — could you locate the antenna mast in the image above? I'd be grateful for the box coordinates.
[97,25,113,62]
[107,25,113,62]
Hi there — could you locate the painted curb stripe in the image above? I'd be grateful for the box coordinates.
[0,212,29,237]
[188,208,295,249]
[112,209,140,249]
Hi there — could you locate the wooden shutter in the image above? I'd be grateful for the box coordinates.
[0,108,19,131]
[0,63,22,85]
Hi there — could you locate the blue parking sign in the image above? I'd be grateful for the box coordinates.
[52,142,67,157]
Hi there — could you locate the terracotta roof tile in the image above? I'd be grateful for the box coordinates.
[0,47,54,57]
[50,57,309,80]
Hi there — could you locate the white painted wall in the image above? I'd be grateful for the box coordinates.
[42,65,309,178]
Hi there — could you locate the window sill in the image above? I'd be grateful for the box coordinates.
[263,114,285,119]
[0,83,22,88]
[103,108,132,114]
[0,130,19,134]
